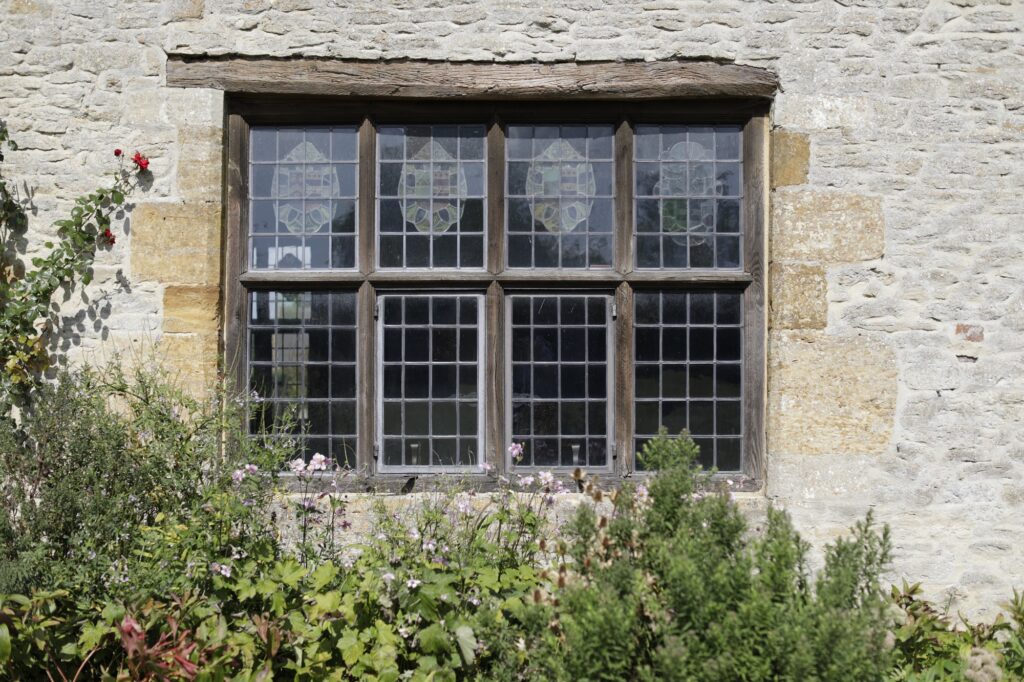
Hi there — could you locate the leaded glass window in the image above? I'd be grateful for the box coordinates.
[249,127,358,270]
[234,103,763,480]
[506,125,614,269]
[379,295,483,469]
[377,125,486,269]
[248,290,358,466]
[634,291,742,470]
[509,295,611,468]
[634,125,742,269]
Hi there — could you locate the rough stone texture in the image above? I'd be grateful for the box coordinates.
[770,130,809,189]
[768,331,897,456]
[163,285,220,334]
[130,203,222,285]
[772,190,885,264]
[3,0,1024,617]
[769,263,827,330]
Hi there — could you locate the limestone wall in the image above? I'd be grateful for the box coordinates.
[3,0,1023,617]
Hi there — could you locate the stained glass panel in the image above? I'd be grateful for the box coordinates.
[249,127,358,270]
[506,125,614,269]
[377,125,487,269]
[634,125,742,270]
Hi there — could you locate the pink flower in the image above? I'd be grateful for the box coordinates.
[288,458,306,475]
[309,452,329,471]
[406,578,422,589]
[231,469,246,484]
[244,463,258,474]
[508,442,524,460]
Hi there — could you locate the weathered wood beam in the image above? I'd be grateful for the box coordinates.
[166,56,778,100]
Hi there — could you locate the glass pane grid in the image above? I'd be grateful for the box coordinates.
[634,125,743,270]
[377,125,487,270]
[506,125,615,269]
[380,295,481,468]
[633,291,742,472]
[248,291,358,467]
[511,295,610,468]
[249,126,359,271]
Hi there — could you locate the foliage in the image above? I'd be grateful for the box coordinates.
[0,364,288,597]
[0,126,147,405]
[1,379,1023,681]
[889,582,1024,681]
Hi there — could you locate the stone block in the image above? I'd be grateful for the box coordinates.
[131,202,221,285]
[768,331,896,455]
[771,130,809,188]
[163,284,220,335]
[772,190,884,263]
[176,125,223,202]
[158,332,219,396]
[769,262,827,330]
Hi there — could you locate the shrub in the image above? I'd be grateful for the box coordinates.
[0,362,287,596]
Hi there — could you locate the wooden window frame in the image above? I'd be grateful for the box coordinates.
[222,80,769,492]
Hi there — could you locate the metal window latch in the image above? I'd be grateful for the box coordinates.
[374,301,380,320]
[373,443,380,459]
[611,302,618,320]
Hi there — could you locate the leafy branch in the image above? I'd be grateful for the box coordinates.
[0,127,149,405]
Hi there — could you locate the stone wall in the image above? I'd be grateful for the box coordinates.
[3,0,1023,617]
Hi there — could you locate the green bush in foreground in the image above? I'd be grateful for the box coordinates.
[0,369,1023,680]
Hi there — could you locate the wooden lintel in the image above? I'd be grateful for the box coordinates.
[166,56,778,100]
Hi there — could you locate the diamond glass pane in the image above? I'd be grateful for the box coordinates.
[633,291,742,471]
[380,295,482,468]
[506,125,615,269]
[377,125,487,269]
[249,127,359,270]
[634,125,742,270]
[510,295,611,467]
[248,290,358,467]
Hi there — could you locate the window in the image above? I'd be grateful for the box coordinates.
[226,98,765,484]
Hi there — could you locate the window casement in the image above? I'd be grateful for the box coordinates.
[224,96,767,488]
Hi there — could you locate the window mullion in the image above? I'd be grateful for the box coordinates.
[357,281,377,473]
[358,116,375,276]
[485,282,505,473]
[614,282,634,475]
[486,117,505,275]
[741,115,767,481]
[614,119,633,275]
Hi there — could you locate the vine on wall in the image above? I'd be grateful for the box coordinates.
[0,125,149,407]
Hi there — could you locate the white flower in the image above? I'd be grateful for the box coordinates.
[516,637,526,651]
[481,462,494,473]
[310,453,329,471]
[456,498,472,515]
[289,458,307,475]
[406,578,422,589]
[408,528,421,540]
[636,484,650,504]
[538,471,554,487]
[424,540,436,553]
[382,572,396,583]
[210,562,231,577]
[231,469,246,484]
[517,475,535,488]
[244,463,259,474]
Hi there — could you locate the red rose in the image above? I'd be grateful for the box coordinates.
[114,149,122,157]
[103,228,116,245]
[131,151,149,171]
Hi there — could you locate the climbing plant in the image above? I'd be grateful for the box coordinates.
[0,125,149,406]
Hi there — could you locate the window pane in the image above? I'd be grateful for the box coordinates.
[248,291,358,467]
[380,294,482,468]
[249,127,358,271]
[634,125,743,270]
[505,125,615,269]
[633,290,743,472]
[510,295,611,467]
[376,125,487,269]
